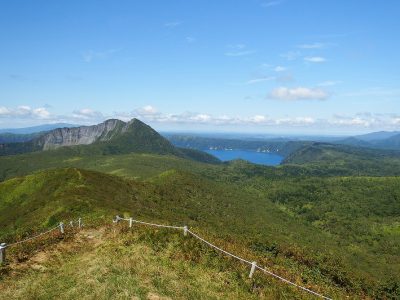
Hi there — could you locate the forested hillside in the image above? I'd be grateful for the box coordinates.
[0,121,399,299]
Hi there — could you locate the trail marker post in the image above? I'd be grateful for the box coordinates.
[129,218,133,228]
[249,261,257,278]
[59,222,64,234]
[113,215,120,224]
[183,226,188,236]
[78,218,82,228]
[0,243,6,265]
[69,221,73,227]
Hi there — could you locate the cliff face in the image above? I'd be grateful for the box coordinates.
[38,119,126,150]
[0,118,221,164]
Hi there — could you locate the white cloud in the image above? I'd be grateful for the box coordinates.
[0,106,11,116]
[297,42,325,49]
[275,117,315,126]
[191,114,212,122]
[0,105,51,119]
[392,118,400,125]
[16,106,32,115]
[274,66,286,72]
[246,76,275,84]
[327,113,400,129]
[250,115,268,123]
[269,87,329,101]
[304,56,326,63]
[136,105,158,115]
[72,108,104,120]
[2,104,400,131]
[127,106,321,128]
[330,117,372,127]
[33,107,51,119]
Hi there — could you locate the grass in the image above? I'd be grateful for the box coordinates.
[1,167,399,298]
[0,225,346,300]
[0,138,400,298]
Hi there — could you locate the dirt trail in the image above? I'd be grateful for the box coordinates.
[4,226,108,276]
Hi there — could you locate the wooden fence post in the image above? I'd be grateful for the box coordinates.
[249,261,257,278]
[183,226,188,236]
[0,243,6,265]
[60,222,64,234]
[113,215,120,224]
[129,218,133,228]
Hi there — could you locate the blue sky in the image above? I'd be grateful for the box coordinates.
[0,0,399,134]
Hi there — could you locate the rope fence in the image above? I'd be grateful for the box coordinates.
[0,215,332,299]
[0,218,83,265]
[114,215,332,300]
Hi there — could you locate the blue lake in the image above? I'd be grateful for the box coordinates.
[205,149,283,166]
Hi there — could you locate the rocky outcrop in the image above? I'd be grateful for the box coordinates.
[0,118,221,164]
[37,119,125,150]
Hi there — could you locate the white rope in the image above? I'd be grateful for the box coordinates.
[132,219,184,230]
[7,224,61,247]
[254,265,332,300]
[187,229,252,264]
[188,229,331,299]
[117,216,184,230]
[113,216,332,299]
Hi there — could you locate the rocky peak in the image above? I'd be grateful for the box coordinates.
[38,119,126,150]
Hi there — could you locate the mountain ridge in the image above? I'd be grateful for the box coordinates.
[0,123,79,134]
[0,118,220,164]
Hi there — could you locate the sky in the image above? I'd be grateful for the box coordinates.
[0,0,399,135]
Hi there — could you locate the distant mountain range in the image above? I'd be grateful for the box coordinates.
[336,131,400,150]
[0,123,80,144]
[1,121,400,154]
[167,130,400,153]
[0,119,220,163]
[0,123,79,134]
[167,135,310,158]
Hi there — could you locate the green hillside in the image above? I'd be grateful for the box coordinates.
[1,168,399,298]
[3,140,400,184]
[0,122,399,299]
[282,142,400,176]
[0,225,332,300]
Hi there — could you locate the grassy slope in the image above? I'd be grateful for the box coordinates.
[0,141,400,298]
[3,141,400,184]
[1,168,399,298]
[0,226,335,300]
[0,149,218,182]
[0,168,346,299]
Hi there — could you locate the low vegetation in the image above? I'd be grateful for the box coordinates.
[1,167,399,298]
[0,122,399,298]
